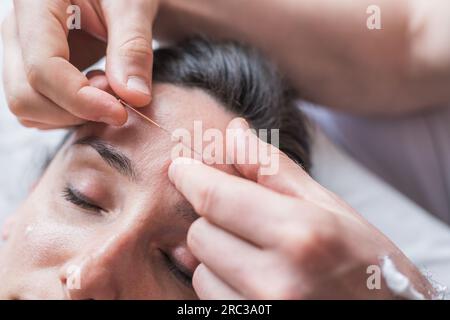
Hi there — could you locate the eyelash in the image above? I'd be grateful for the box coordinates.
[161,250,193,288]
[62,186,104,214]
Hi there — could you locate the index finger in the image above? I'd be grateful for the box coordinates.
[14,0,126,125]
[168,158,298,247]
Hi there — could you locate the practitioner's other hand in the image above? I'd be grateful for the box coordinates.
[168,118,434,299]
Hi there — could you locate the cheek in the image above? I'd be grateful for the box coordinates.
[18,221,71,267]
[8,200,79,268]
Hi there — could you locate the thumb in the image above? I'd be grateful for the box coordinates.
[226,118,312,196]
[226,118,348,214]
[102,0,158,107]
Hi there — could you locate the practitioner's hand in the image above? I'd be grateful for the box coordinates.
[168,118,433,299]
[2,0,159,129]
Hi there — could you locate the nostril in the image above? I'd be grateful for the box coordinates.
[59,270,67,285]
[59,260,118,300]
[65,265,82,290]
[59,263,83,299]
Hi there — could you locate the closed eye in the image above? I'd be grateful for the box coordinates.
[62,185,104,214]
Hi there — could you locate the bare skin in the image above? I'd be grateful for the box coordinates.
[0,83,236,299]
[0,83,434,299]
[2,0,450,129]
[1,1,443,298]
[154,0,450,115]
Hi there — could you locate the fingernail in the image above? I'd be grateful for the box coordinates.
[98,116,120,126]
[228,117,249,131]
[237,118,249,130]
[235,118,249,131]
[168,157,202,182]
[98,100,127,126]
[127,76,150,95]
[234,118,251,142]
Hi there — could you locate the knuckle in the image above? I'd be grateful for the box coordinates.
[280,226,335,263]
[256,173,277,189]
[18,119,35,128]
[275,202,340,263]
[228,262,248,282]
[25,62,43,89]
[6,93,26,117]
[117,35,152,61]
[196,183,217,216]
[66,116,86,126]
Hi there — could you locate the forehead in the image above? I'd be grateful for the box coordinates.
[74,84,238,182]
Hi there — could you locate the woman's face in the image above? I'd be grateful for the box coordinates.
[0,84,238,299]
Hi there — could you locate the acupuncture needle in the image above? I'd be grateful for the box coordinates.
[118,99,172,135]
[118,99,203,158]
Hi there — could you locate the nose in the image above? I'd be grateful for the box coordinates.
[59,233,134,300]
[60,255,116,299]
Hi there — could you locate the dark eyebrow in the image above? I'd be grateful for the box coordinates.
[174,201,200,224]
[74,136,136,180]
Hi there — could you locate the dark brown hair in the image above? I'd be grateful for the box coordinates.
[47,38,310,171]
[153,37,311,170]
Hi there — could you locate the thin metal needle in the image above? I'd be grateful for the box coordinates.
[118,99,203,158]
[119,99,171,134]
